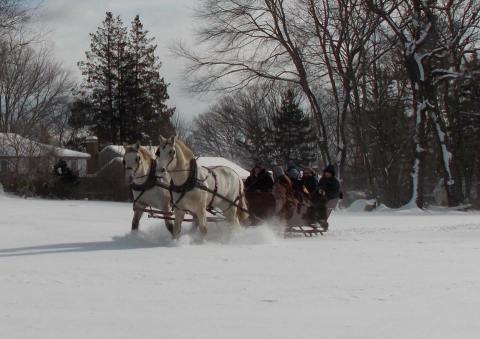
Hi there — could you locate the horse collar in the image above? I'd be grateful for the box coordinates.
[169,159,197,194]
[129,160,157,192]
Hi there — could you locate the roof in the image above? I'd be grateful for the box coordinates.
[197,157,250,179]
[102,145,158,157]
[52,147,91,159]
[0,133,90,159]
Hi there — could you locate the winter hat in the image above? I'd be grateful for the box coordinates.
[323,164,335,176]
[287,167,300,180]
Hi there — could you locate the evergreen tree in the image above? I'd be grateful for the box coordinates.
[125,15,175,143]
[77,12,127,144]
[76,12,175,145]
[268,89,317,167]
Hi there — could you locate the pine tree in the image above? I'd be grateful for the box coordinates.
[269,89,317,167]
[77,12,127,144]
[76,13,175,145]
[125,15,175,143]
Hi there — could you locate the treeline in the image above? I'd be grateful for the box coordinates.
[182,0,480,208]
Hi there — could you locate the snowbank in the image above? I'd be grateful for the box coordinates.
[346,199,376,212]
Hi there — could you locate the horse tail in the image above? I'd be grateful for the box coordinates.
[236,179,249,223]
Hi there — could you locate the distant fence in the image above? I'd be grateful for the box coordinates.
[1,173,131,202]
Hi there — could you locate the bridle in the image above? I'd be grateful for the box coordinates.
[123,150,138,169]
[155,144,192,174]
[155,144,202,208]
[123,150,149,180]
[125,149,170,206]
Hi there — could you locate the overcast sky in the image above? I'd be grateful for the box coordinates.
[32,0,211,121]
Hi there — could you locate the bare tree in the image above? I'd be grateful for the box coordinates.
[0,43,73,137]
[174,0,334,165]
[367,0,480,207]
[191,86,279,166]
[365,0,440,208]
[431,0,480,204]
[171,113,192,144]
[299,0,383,185]
[0,0,29,34]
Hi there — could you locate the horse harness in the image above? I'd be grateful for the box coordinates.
[125,150,169,206]
[125,149,247,217]
[166,158,246,215]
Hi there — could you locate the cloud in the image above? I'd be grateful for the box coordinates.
[32,0,210,120]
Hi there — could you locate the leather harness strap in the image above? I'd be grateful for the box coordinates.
[169,159,197,209]
[206,168,218,212]
[128,156,169,207]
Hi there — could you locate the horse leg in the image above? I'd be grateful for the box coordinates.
[194,207,208,237]
[172,209,185,239]
[131,207,144,231]
[161,200,174,235]
[224,206,240,230]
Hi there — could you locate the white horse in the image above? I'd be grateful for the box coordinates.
[155,136,249,239]
[123,142,173,234]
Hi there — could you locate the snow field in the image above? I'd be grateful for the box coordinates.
[1,193,480,339]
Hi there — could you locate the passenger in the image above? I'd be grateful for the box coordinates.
[304,185,328,229]
[287,166,309,207]
[272,167,297,220]
[286,167,303,192]
[272,165,285,182]
[317,164,341,230]
[245,164,274,192]
[301,167,318,194]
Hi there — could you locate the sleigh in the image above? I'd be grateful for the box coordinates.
[137,191,324,237]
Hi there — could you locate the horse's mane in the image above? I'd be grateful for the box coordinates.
[137,146,154,160]
[124,145,153,160]
[174,138,194,165]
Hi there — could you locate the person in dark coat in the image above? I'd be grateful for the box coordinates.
[245,164,274,192]
[286,167,302,191]
[317,164,341,230]
[318,165,340,200]
[53,159,78,183]
[304,187,328,229]
[301,167,318,194]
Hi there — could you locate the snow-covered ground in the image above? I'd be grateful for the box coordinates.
[1,192,480,339]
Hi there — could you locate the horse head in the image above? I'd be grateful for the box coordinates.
[122,141,150,185]
[155,135,178,178]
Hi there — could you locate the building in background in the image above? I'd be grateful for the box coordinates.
[0,133,90,178]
